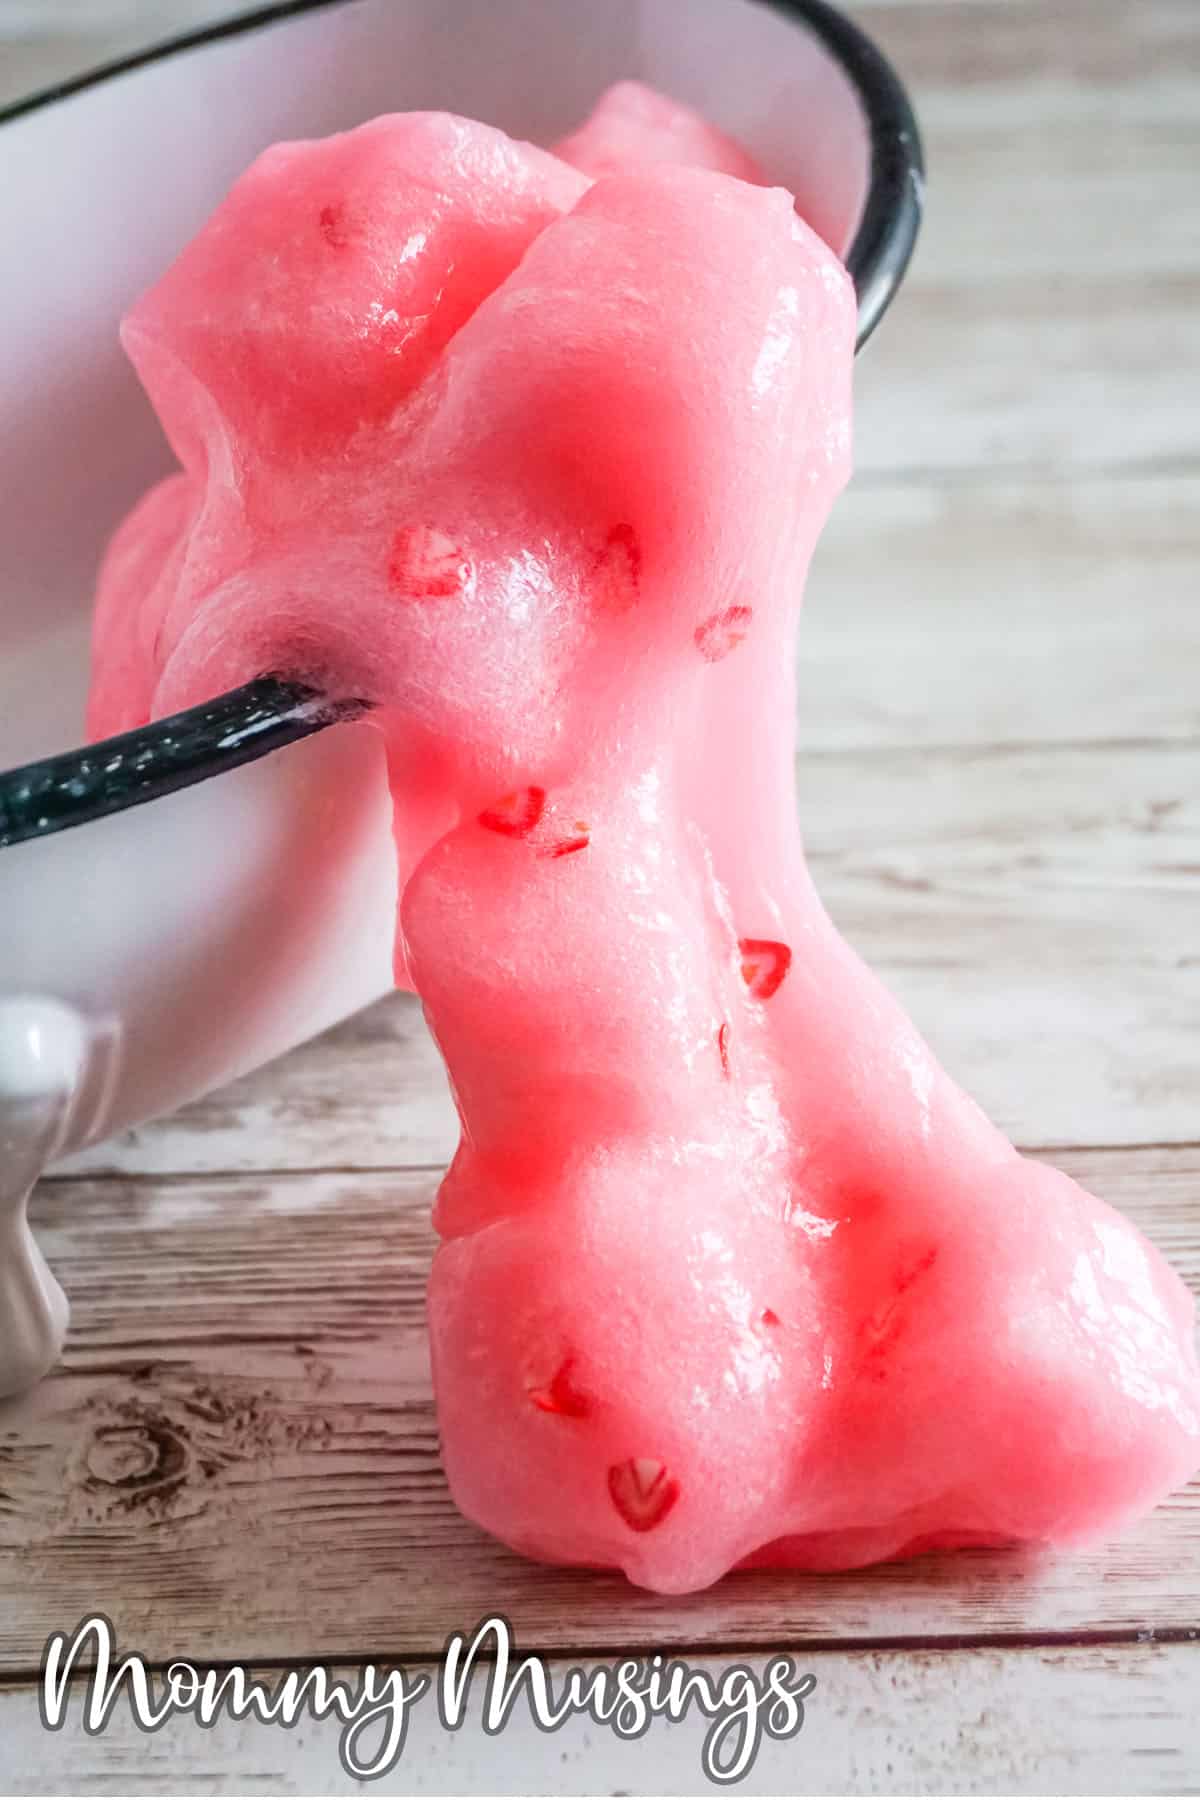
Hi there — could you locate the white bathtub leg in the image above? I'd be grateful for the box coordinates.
[0,999,91,1400]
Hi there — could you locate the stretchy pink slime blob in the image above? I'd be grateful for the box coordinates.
[89,90,1200,1594]
[553,79,768,184]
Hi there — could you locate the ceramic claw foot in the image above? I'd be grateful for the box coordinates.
[0,998,93,1398]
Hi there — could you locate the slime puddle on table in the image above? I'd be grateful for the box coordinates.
[87,86,1200,1594]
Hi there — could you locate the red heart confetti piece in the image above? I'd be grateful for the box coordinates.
[694,604,753,662]
[479,786,547,839]
[608,1457,681,1533]
[738,937,792,1001]
[529,1357,593,1419]
[717,1021,732,1078]
[591,522,641,614]
[388,525,472,599]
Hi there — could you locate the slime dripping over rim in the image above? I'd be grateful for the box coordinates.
[0,0,924,853]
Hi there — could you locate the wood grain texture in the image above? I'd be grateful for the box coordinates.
[849,0,1200,479]
[58,940,1200,1176]
[4,1643,1199,1796]
[61,728,1200,1178]
[803,475,1200,750]
[2,1150,1199,1672]
[0,1,1198,1792]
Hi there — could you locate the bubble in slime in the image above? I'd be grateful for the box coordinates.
[88,89,1200,1594]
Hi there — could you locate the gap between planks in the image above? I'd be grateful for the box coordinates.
[41,1147,1200,1188]
[1,1624,1199,1689]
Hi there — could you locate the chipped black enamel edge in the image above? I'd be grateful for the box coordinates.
[0,681,370,850]
[0,0,923,850]
[768,0,925,346]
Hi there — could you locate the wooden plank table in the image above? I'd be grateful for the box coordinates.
[2,1,1198,1791]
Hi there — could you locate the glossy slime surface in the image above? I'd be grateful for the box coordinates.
[89,87,1200,1593]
